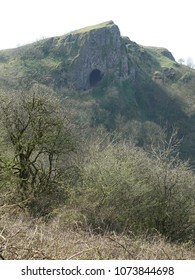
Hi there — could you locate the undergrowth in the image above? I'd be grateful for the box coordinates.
[0,208,195,260]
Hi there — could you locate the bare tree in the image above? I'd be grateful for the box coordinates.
[0,85,76,214]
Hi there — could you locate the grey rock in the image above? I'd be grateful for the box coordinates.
[63,21,133,90]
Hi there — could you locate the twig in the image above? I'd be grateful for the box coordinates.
[108,236,135,259]
[0,234,6,241]
[0,244,5,260]
[67,247,99,260]
[161,247,171,260]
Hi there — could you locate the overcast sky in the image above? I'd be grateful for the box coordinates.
[1,0,194,63]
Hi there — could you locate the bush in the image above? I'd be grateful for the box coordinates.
[71,138,195,241]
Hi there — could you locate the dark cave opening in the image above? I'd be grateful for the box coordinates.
[89,69,103,87]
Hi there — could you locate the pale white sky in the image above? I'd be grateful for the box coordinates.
[0,0,194,63]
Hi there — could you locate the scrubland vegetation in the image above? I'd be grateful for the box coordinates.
[0,86,195,260]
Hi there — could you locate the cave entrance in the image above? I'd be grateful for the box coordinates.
[89,69,103,87]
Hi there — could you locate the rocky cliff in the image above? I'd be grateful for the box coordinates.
[63,21,132,89]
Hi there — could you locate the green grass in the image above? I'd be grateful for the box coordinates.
[69,21,114,34]
[143,46,176,68]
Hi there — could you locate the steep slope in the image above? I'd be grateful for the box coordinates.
[0,21,195,160]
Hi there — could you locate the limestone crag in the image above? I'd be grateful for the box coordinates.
[64,21,132,90]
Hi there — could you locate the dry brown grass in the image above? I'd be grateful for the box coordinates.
[0,208,195,260]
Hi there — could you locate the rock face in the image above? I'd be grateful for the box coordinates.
[63,21,131,90]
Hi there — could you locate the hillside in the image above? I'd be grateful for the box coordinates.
[0,21,195,160]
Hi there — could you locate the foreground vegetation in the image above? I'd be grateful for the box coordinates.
[0,87,195,259]
[1,210,195,260]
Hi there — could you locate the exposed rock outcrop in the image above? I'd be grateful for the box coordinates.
[160,49,175,61]
[63,21,132,90]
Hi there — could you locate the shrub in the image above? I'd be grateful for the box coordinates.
[72,138,195,242]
